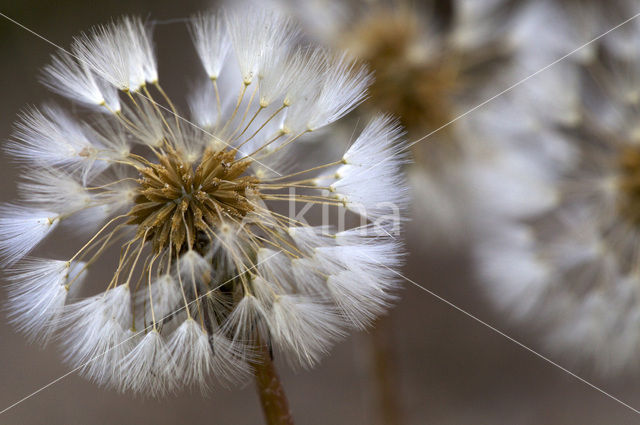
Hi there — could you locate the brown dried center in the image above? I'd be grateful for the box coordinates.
[127,147,258,253]
[617,146,640,225]
[343,8,460,132]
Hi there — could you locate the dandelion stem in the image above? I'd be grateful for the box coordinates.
[252,342,294,425]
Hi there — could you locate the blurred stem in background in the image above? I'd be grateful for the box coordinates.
[341,1,515,422]
[252,343,294,425]
[370,315,404,425]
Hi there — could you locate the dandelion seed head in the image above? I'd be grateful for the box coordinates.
[470,0,640,374]
[1,7,407,395]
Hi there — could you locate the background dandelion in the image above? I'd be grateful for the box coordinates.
[470,0,640,374]
[263,0,524,245]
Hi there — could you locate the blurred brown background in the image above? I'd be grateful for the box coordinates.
[1,0,640,424]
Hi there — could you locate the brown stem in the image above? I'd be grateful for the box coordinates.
[252,343,294,425]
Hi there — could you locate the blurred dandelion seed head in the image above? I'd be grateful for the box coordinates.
[342,6,461,136]
[257,0,524,248]
[471,0,640,374]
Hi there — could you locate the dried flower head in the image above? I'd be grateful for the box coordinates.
[1,9,408,395]
[270,0,518,132]
[262,0,521,244]
[470,0,640,373]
